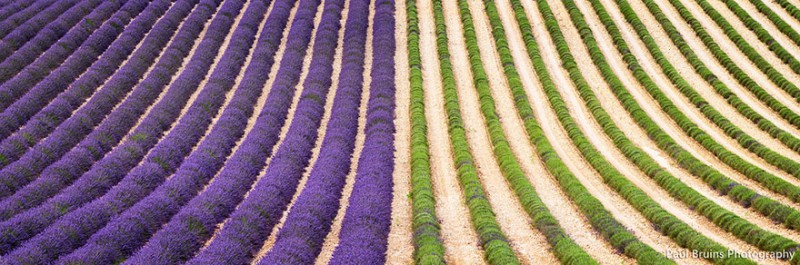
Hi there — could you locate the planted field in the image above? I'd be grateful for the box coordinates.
[1,0,800,264]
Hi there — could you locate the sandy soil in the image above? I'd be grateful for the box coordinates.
[314,7,373,263]
[252,0,349,261]
[417,0,485,262]
[691,0,800,112]
[757,0,800,39]
[590,0,800,246]
[199,0,313,250]
[444,0,562,263]
[733,0,800,81]
[385,0,414,262]
[650,0,800,138]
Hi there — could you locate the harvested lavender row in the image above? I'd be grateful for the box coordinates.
[0,0,84,62]
[53,1,273,263]
[0,0,57,39]
[0,0,230,255]
[0,1,261,263]
[0,0,134,111]
[0,0,169,198]
[0,0,200,220]
[0,0,37,22]
[126,0,331,263]
[328,0,394,262]
[259,0,367,263]
[0,1,125,93]
[187,0,345,263]
[0,0,105,87]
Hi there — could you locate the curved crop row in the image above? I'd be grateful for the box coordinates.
[540,0,800,259]
[405,0,446,263]
[0,0,57,40]
[746,0,800,99]
[259,0,367,263]
[0,0,38,23]
[185,0,342,263]
[0,0,168,198]
[499,0,753,263]
[327,0,396,263]
[0,0,198,221]
[52,2,272,263]
[469,0,670,263]
[773,0,800,25]
[121,0,299,263]
[0,0,84,63]
[0,0,235,256]
[420,0,519,263]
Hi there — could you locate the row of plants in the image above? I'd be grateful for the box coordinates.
[666,0,800,131]
[0,0,38,23]
[0,0,57,40]
[0,0,87,64]
[427,0,520,263]
[52,0,273,263]
[0,0,197,221]
[405,0,446,263]
[0,0,233,259]
[544,0,800,259]
[772,0,800,25]
[0,0,123,166]
[497,0,754,263]
[327,0,397,261]
[475,0,670,263]
[0,0,158,198]
[632,0,800,230]
[746,0,800,100]
[185,0,343,262]
[116,0,297,263]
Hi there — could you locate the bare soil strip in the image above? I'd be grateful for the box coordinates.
[691,0,800,111]
[417,0,485,262]
[251,0,346,259]
[757,0,800,37]
[386,0,414,261]
[200,0,314,249]
[313,10,371,262]
[585,0,800,245]
[649,0,800,138]
[446,0,562,263]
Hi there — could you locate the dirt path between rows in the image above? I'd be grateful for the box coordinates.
[417,0,485,262]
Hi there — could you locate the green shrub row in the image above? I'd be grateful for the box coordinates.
[554,0,800,260]
[695,0,800,102]
[493,0,756,263]
[667,0,800,131]
[772,0,800,25]
[461,0,672,263]
[406,0,446,263]
[746,0,800,100]
[430,0,520,263]
[630,0,800,230]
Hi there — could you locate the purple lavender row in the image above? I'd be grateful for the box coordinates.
[0,0,106,88]
[259,0,368,263]
[0,0,85,63]
[0,0,42,26]
[124,0,309,263]
[0,0,200,221]
[329,0,395,263]
[0,0,228,255]
[187,0,345,263]
[0,2,124,100]
[0,0,166,198]
[0,0,56,39]
[0,0,132,112]
[53,2,280,263]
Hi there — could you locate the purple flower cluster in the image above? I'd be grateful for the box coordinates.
[0,0,123,89]
[0,0,201,221]
[186,0,347,263]
[0,0,57,39]
[0,0,85,62]
[52,1,277,263]
[0,0,39,22]
[0,0,166,198]
[0,0,227,257]
[329,0,396,263]
[259,0,368,263]
[124,0,298,263]
[0,0,139,112]
[0,0,105,90]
